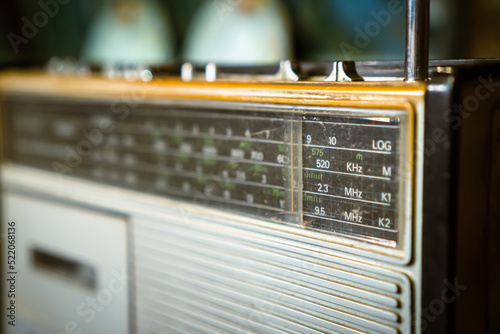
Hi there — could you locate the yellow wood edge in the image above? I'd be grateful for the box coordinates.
[0,70,425,105]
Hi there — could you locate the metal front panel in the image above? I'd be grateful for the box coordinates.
[2,166,413,334]
[133,209,412,334]
[0,73,426,333]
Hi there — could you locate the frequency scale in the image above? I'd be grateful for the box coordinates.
[4,97,411,255]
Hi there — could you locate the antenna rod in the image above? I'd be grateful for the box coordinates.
[405,0,430,81]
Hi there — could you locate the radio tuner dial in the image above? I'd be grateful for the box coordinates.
[302,115,403,247]
[5,98,409,250]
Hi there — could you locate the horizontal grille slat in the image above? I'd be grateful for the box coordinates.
[134,215,410,334]
[137,221,399,294]
[136,234,401,323]
[140,284,316,334]
[137,258,397,334]
[136,224,400,309]
[139,301,255,334]
[139,307,213,334]
[136,246,399,325]
[134,213,403,288]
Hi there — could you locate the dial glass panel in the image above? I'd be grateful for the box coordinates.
[302,115,403,247]
[4,98,410,253]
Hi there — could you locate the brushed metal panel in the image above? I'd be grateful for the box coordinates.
[134,215,410,334]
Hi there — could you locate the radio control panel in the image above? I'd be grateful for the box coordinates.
[302,116,402,247]
[4,98,412,255]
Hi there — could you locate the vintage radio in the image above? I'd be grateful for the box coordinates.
[1,2,500,334]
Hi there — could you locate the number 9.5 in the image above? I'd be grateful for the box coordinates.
[314,206,325,215]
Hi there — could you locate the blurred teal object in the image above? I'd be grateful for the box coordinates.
[184,0,292,65]
[83,0,174,64]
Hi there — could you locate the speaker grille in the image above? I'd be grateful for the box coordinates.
[134,212,411,333]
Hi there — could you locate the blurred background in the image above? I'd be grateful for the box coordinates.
[0,0,499,68]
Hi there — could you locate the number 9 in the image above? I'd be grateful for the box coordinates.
[306,135,312,144]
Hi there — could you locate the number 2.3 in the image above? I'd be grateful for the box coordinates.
[317,183,329,193]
